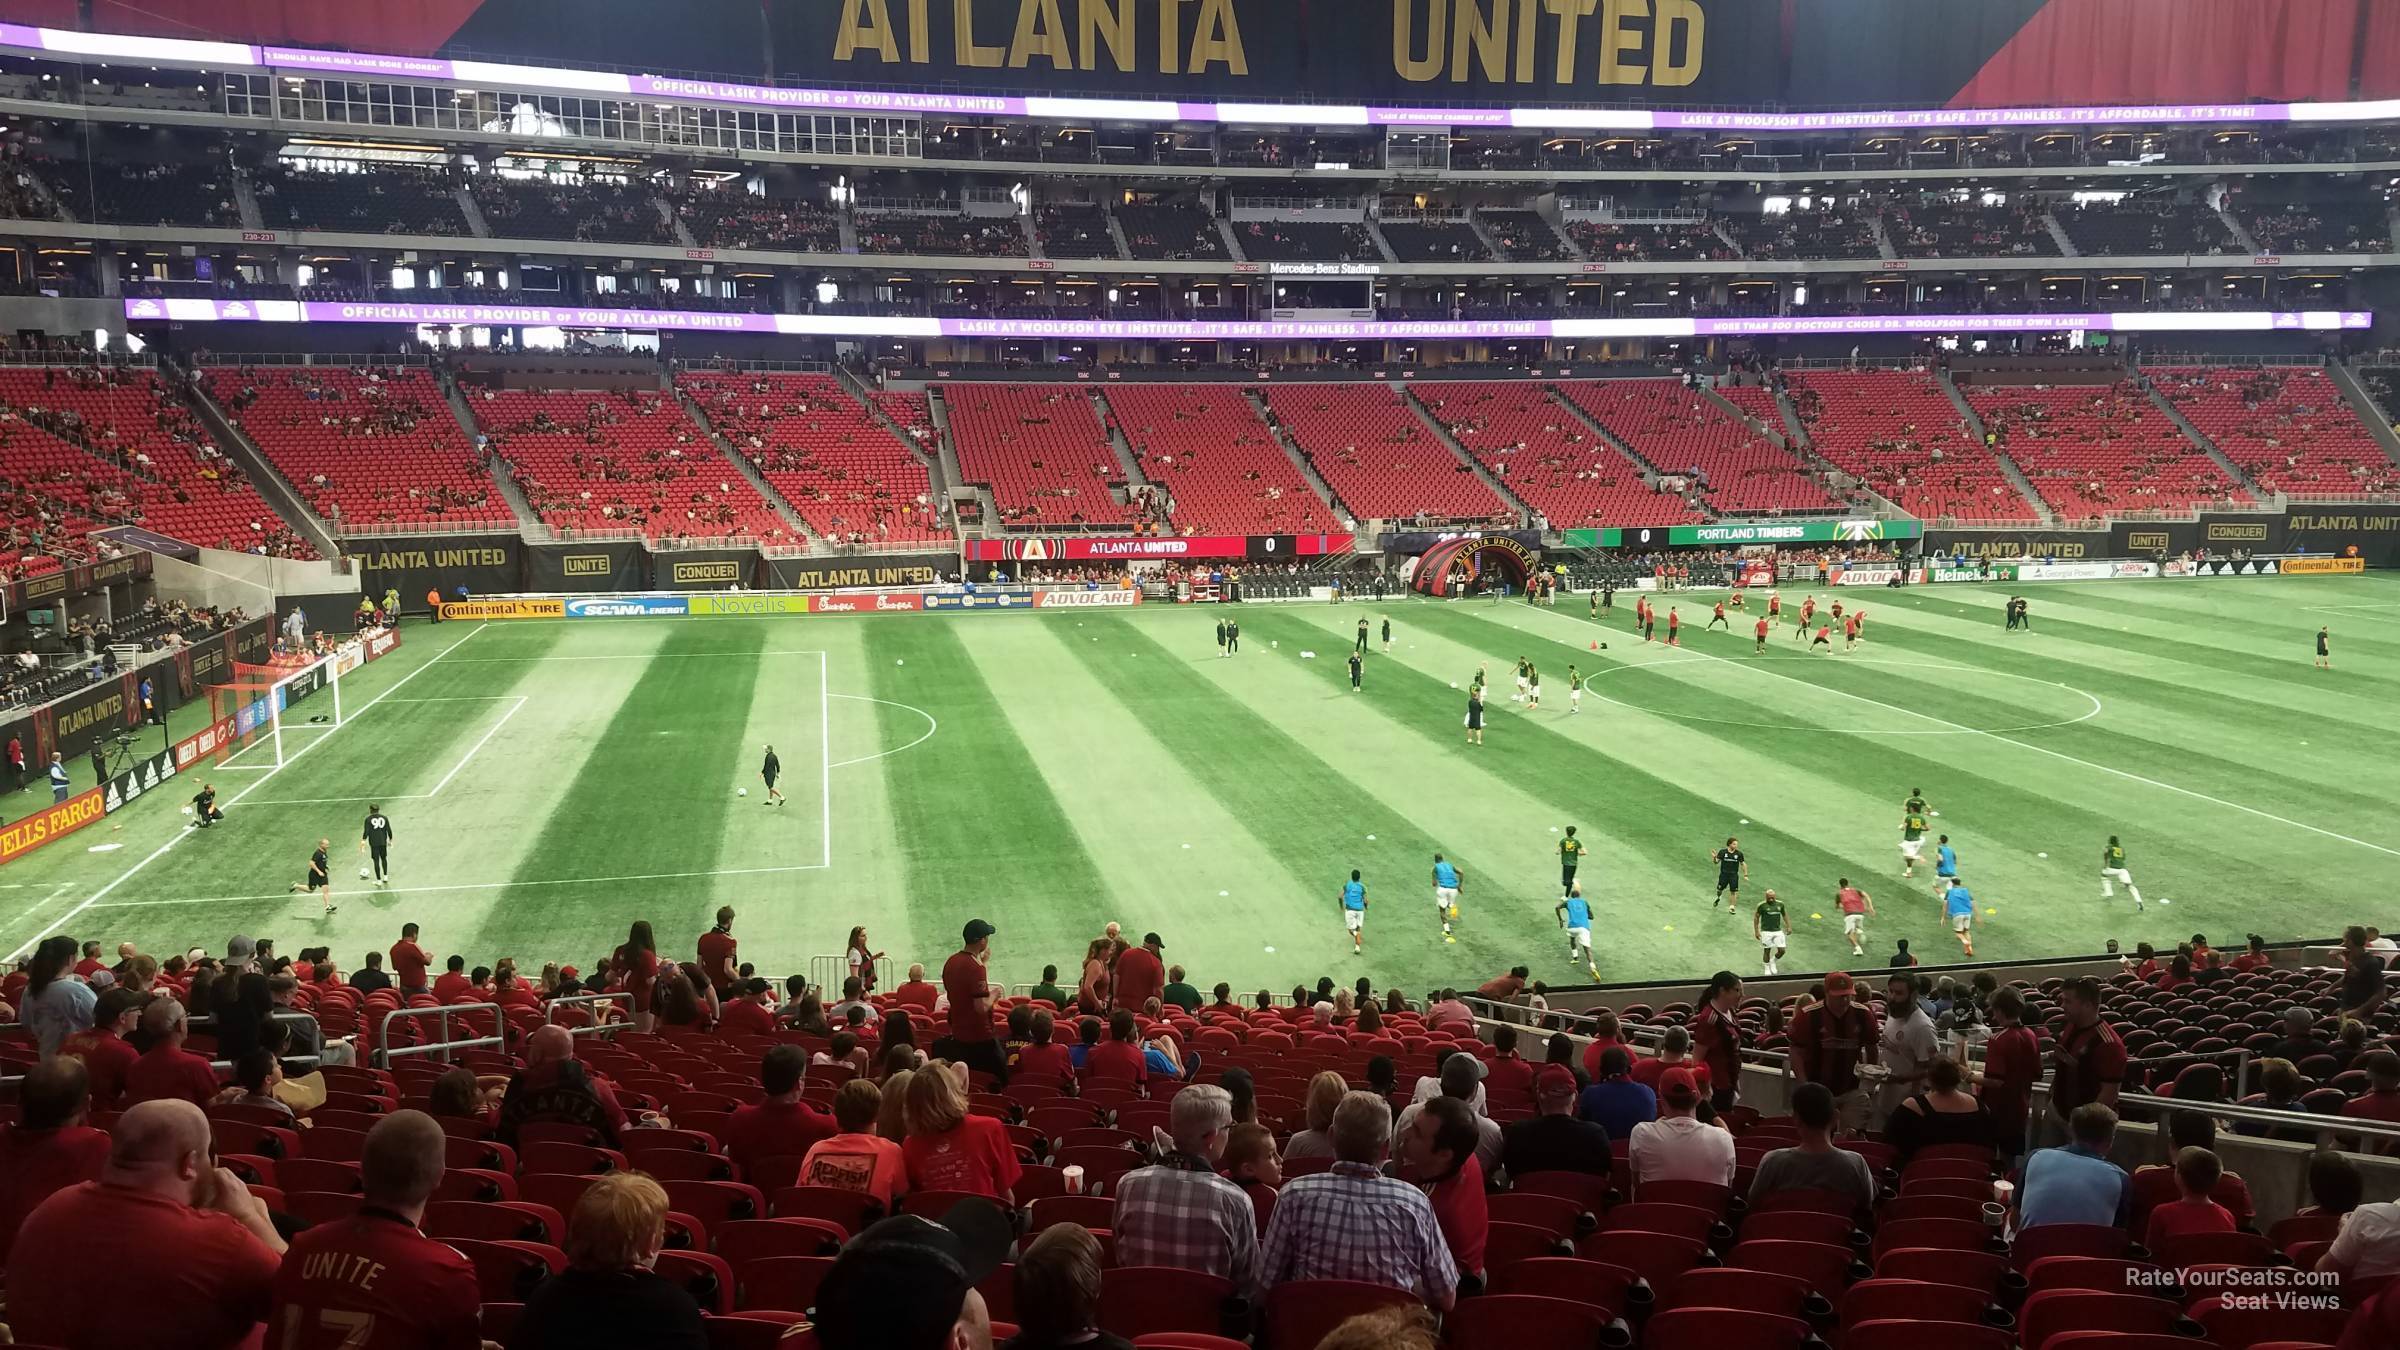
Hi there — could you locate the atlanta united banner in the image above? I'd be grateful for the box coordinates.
[962,533,1354,561]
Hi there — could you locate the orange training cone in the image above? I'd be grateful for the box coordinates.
[1589,639,1598,650]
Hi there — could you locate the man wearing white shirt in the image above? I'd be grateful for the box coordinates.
[1876,973,1939,1124]
[1627,1069,1735,1190]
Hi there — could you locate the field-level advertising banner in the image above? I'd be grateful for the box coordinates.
[1033,589,1142,609]
[960,534,1354,562]
[0,787,105,865]
[441,598,566,620]
[759,550,961,591]
[345,535,524,613]
[564,596,691,618]
[525,539,649,594]
[38,671,141,770]
[2280,556,2367,575]
[173,716,239,771]
[651,550,757,592]
[1926,563,2018,583]
[690,594,814,616]
[2012,560,2159,582]
[100,749,178,816]
[1564,518,1921,548]
[2283,506,2400,567]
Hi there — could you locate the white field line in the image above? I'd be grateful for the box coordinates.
[818,651,832,870]
[83,860,831,910]
[2,623,493,959]
[242,694,528,807]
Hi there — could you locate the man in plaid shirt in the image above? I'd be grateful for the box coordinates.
[1113,1084,1261,1299]
[1259,1091,1458,1308]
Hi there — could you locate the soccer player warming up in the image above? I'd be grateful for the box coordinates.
[1666,607,1682,647]
[1899,808,1930,877]
[1811,621,1834,651]
[760,743,786,806]
[1431,854,1462,944]
[1835,877,1874,957]
[1708,600,1730,631]
[1711,837,1747,913]
[1557,883,1597,978]
[1943,877,1978,957]
[360,804,394,885]
[1559,826,1586,899]
[2101,835,2144,911]
[1567,665,1584,714]
[1753,888,1789,976]
[1794,594,1817,640]
[1933,834,1958,897]
[1347,649,1363,693]
[291,837,335,915]
[1340,869,1368,954]
[2316,626,2331,670]
[186,782,223,829]
[1754,614,1771,654]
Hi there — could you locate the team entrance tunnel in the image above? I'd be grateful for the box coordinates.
[1410,537,1538,597]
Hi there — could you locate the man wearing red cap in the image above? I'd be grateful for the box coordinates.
[1788,971,1880,1135]
[1627,1068,1735,1189]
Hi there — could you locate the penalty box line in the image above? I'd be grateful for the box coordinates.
[239,694,531,807]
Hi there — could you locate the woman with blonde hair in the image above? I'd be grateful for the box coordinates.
[901,1060,1021,1203]
[878,1068,914,1143]
[1281,1070,1349,1161]
[513,1171,706,1349]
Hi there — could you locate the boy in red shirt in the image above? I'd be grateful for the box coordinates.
[1083,1010,1150,1086]
[2143,1147,2237,1250]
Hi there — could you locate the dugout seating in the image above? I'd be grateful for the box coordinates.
[2148,367,2400,497]
[465,387,794,545]
[1556,380,1845,518]
[1262,384,1509,523]
[1961,381,2243,521]
[203,367,515,531]
[1103,385,1332,534]
[1783,370,2039,521]
[940,384,1133,528]
[1412,381,1692,529]
[0,367,312,555]
[676,372,945,547]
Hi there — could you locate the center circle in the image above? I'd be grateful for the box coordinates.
[1580,655,2103,735]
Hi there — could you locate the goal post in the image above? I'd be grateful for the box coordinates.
[207,654,348,769]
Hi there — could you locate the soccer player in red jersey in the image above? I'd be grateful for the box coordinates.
[1708,600,1729,631]
[1811,623,1834,651]
[1768,591,1782,619]
[1666,607,1681,646]
[1844,610,1864,651]
[1754,616,1770,653]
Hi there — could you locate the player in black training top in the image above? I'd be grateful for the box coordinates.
[760,743,786,807]
[1357,617,1371,653]
[360,805,395,885]
[291,837,335,915]
[1347,650,1363,691]
[186,782,223,829]
[1380,616,1392,653]
[1712,836,1748,911]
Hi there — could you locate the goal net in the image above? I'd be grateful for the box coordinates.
[206,656,349,770]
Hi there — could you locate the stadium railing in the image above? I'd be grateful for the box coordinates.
[810,954,894,994]
[375,1001,504,1070]
[543,992,636,1041]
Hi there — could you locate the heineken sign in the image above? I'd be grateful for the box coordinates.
[1564,518,1921,548]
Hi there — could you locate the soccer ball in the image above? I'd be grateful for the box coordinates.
[357,866,370,880]
[1271,640,1278,649]
[738,787,748,797]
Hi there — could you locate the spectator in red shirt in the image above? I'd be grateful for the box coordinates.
[2342,1049,2400,1135]
[613,920,662,1032]
[1630,1026,1712,1103]
[2229,934,2273,974]
[1788,972,1879,1135]
[2131,1109,2255,1232]
[5,1099,286,1350]
[696,906,739,995]
[123,996,221,1107]
[1085,1010,1151,1087]
[492,967,542,1012]
[798,1078,908,1209]
[1484,1025,1535,1098]
[1425,989,1477,1036]
[901,1060,1021,1203]
[0,1060,111,1265]
[717,978,778,1037]
[58,985,144,1110]
[1113,933,1167,1014]
[2144,1146,2238,1250]
[1578,1007,1627,1081]
[268,1110,480,1350]
[1687,972,1746,1112]
[723,1045,836,1178]
[1014,1009,1074,1082]
[498,1025,630,1148]
[1978,986,2041,1163]
[891,964,942,1013]
[1474,966,1529,1005]
[388,923,431,995]
[935,919,1006,1084]
[72,941,106,981]
[430,955,473,1003]
[2048,976,2126,1132]
[1396,1094,1488,1282]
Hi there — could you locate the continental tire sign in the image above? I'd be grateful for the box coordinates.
[2281,557,2365,575]
[441,598,566,620]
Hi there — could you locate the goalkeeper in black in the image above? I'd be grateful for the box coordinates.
[361,804,395,885]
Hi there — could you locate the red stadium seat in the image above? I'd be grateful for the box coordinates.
[1097,1267,1238,1339]
[1260,1280,1420,1350]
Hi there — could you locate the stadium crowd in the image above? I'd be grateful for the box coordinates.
[0,908,2392,1350]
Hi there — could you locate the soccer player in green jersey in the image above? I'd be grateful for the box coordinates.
[1567,665,1584,715]
[1899,810,1930,877]
[1712,837,1748,911]
[1513,657,1532,704]
[1905,787,1929,817]
[2101,835,2145,911]
[1559,826,1587,900]
[1752,888,1790,976]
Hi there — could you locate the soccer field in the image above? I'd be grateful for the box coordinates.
[4,574,2396,1000]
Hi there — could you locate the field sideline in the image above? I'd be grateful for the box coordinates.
[1,573,2392,1000]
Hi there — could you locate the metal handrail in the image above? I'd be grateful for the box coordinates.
[375,1000,505,1067]
[543,992,635,1041]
